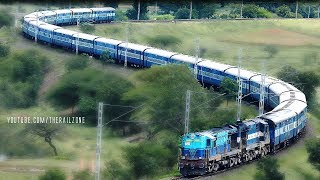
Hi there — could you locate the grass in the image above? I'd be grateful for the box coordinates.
[1,3,320,180]
[67,19,320,76]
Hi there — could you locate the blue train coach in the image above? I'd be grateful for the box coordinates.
[94,37,122,59]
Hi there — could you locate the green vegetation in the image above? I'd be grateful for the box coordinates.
[39,168,66,180]
[47,68,133,125]
[124,142,171,178]
[175,8,192,19]
[146,34,181,49]
[100,50,115,64]
[277,66,320,107]
[306,138,320,171]
[65,55,89,71]
[150,14,174,21]
[1,2,320,180]
[0,49,49,108]
[242,4,274,18]
[219,77,237,106]
[79,22,95,34]
[0,42,10,57]
[275,5,296,18]
[254,157,285,180]
[24,124,65,156]
[126,0,148,20]
[0,9,13,27]
[72,169,94,180]
[103,160,132,180]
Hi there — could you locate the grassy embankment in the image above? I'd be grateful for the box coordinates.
[0,3,319,179]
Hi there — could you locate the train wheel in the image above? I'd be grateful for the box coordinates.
[213,163,219,171]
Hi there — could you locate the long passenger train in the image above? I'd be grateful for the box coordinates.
[22,7,307,177]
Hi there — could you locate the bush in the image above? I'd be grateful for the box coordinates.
[103,160,133,180]
[100,51,115,64]
[73,169,93,180]
[80,22,95,34]
[0,9,13,27]
[124,142,171,178]
[0,43,10,58]
[65,55,88,71]
[306,138,320,170]
[146,35,181,49]
[264,45,278,58]
[150,14,175,20]
[39,168,66,180]
[254,157,285,180]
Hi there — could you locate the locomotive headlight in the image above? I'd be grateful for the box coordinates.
[199,157,202,159]
[181,156,185,159]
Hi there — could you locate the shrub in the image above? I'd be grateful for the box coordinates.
[254,157,285,180]
[0,42,10,58]
[305,138,320,170]
[65,55,88,71]
[151,14,175,20]
[39,168,66,180]
[100,51,115,63]
[73,169,93,180]
[124,142,171,178]
[146,35,181,48]
[80,22,95,34]
[0,9,14,27]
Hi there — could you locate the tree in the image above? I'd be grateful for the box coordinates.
[115,9,128,21]
[39,168,66,180]
[277,66,320,105]
[80,22,95,34]
[0,9,13,27]
[175,7,198,19]
[242,4,273,18]
[305,138,320,171]
[123,65,222,135]
[0,50,49,108]
[47,68,133,125]
[275,5,296,18]
[24,124,64,156]
[126,0,149,20]
[254,157,285,180]
[104,0,119,8]
[0,42,10,58]
[220,77,237,106]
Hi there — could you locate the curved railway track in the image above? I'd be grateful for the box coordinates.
[21,7,308,179]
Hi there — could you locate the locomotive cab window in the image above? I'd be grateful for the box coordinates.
[206,139,211,147]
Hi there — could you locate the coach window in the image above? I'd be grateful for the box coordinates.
[206,139,211,147]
